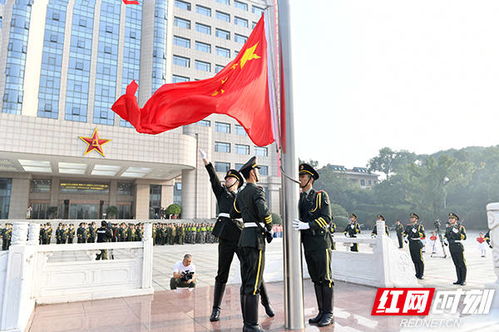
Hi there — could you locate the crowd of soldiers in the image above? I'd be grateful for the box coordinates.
[153,222,217,245]
[0,223,12,251]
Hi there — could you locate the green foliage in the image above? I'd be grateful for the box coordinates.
[106,206,118,218]
[313,145,496,229]
[166,204,182,216]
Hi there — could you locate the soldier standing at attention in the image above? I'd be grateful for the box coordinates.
[200,150,274,322]
[45,223,53,244]
[231,156,273,332]
[395,220,404,248]
[404,213,425,279]
[88,222,96,243]
[292,163,334,327]
[56,223,63,244]
[60,224,68,244]
[445,213,467,285]
[67,224,75,244]
[344,214,361,251]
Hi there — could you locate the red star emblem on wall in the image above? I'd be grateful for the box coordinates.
[79,128,111,157]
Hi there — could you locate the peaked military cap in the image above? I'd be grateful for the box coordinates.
[448,212,459,220]
[350,213,358,219]
[225,169,244,188]
[410,213,420,220]
[377,214,385,221]
[299,163,319,180]
[239,156,260,178]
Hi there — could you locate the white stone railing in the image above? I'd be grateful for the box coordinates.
[0,221,153,332]
[328,220,417,288]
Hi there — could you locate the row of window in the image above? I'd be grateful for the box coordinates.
[173,36,236,58]
[174,17,248,43]
[175,0,259,28]
[176,0,265,15]
[215,162,269,176]
[214,141,268,157]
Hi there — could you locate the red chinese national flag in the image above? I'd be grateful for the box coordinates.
[112,16,274,146]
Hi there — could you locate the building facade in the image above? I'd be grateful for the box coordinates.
[0,0,280,220]
[326,165,379,189]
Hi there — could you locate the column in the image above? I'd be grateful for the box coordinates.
[8,177,30,219]
[134,183,150,219]
[160,180,174,209]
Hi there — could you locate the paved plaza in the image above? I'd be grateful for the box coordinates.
[28,231,499,331]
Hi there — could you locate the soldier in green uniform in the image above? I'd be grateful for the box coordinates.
[45,223,53,244]
[403,213,425,279]
[445,213,467,285]
[177,224,184,245]
[39,224,45,244]
[77,223,87,243]
[292,163,334,327]
[344,214,361,251]
[60,224,68,244]
[395,220,404,248]
[230,156,273,332]
[371,215,389,237]
[2,224,12,250]
[170,224,176,245]
[88,222,96,243]
[67,224,75,244]
[56,223,63,244]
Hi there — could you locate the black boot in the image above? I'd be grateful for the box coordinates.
[259,283,275,317]
[317,285,334,327]
[243,294,264,332]
[210,282,226,322]
[308,284,323,324]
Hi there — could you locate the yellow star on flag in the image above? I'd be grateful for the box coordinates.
[239,43,261,69]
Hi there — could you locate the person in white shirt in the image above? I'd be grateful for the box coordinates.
[170,254,196,289]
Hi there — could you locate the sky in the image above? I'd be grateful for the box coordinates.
[288,0,499,168]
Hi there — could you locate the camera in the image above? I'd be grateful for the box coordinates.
[180,271,194,282]
[433,219,441,231]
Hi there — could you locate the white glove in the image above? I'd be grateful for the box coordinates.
[292,218,310,231]
[199,149,207,160]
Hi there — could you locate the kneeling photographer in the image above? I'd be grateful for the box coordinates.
[170,254,196,289]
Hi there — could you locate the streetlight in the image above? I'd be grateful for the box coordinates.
[443,177,450,209]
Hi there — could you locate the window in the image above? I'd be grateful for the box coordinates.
[118,182,133,195]
[196,23,211,35]
[75,62,84,70]
[216,11,230,22]
[235,163,244,170]
[79,18,87,27]
[235,124,245,135]
[77,40,85,48]
[173,55,190,67]
[174,35,190,48]
[198,120,211,126]
[234,1,248,11]
[31,179,51,193]
[368,180,372,185]
[175,0,191,11]
[215,122,230,133]
[52,12,60,21]
[174,17,191,29]
[252,5,265,15]
[216,28,230,40]
[172,75,189,83]
[104,46,112,54]
[259,166,269,176]
[216,47,230,58]
[360,179,366,186]
[215,162,230,173]
[215,142,231,153]
[50,34,58,42]
[235,34,247,44]
[105,25,113,33]
[235,144,250,155]
[255,146,268,157]
[215,64,224,73]
[196,41,211,53]
[235,16,248,28]
[196,5,211,16]
[216,0,230,5]
[195,60,211,72]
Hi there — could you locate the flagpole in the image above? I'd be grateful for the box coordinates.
[277,0,305,329]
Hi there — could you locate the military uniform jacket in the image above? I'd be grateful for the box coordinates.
[344,222,360,237]
[77,227,86,241]
[445,224,467,245]
[299,189,332,251]
[231,183,272,249]
[395,224,404,235]
[404,223,425,248]
[206,163,243,241]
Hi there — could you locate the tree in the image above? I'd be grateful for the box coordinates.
[271,213,282,225]
[106,206,118,219]
[166,204,182,217]
[367,147,396,179]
